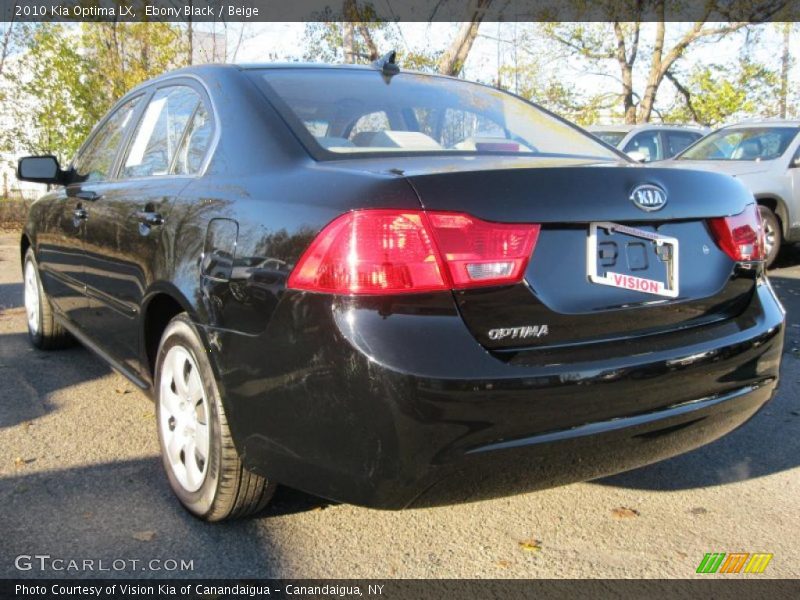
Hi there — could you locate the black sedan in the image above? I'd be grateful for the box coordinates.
[17,59,784,521]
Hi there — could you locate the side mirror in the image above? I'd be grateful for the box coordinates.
[627,150,648,163]
[17,155,66,185]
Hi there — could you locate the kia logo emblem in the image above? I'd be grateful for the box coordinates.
[630,184,667,212]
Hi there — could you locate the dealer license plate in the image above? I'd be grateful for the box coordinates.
[586,222,679,298]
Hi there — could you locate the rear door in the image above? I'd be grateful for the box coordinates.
[80,82,214,376]
[664,130,703,159]
[789,144,800,239]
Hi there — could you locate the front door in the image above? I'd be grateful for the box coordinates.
[37,96,143,328]
[61,95,144,334]
[35,187,87,325]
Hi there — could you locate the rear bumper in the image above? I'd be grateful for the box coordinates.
[412,382,773,507]
[209,277,784,509]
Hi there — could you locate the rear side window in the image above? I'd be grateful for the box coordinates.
[122,86,207,178]
[623,131,662,161]
[174,103,213,175]
[665,131,701,157]
[250,69,617,160]
[72,96,141,183]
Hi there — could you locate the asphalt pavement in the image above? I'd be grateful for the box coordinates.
[1,231,798,579]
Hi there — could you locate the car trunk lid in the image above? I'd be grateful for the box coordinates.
[402,160,757,350]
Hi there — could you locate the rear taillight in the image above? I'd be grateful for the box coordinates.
[427,213,540,287]
[287,210,540,295]
[708,204,765,262]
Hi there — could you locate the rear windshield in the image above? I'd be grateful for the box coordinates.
[249,68,619,160]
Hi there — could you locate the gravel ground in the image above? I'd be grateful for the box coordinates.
[1,231,798,579]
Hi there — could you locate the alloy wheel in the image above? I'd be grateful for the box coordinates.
[763,218,777,260]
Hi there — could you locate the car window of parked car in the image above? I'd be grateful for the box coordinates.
[250,69,618,160]
[122,86,206,178]
[623,131,662,161]
[72,96,141,183]
[665,131,701,156]
[591,131,626,146]
[679,127,799,161]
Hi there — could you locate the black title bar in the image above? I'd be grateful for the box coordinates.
[3,579,800,600]
[2,0,799,23]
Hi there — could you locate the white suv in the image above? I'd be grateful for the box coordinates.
[662,120,800,266]
[587,124,708,162]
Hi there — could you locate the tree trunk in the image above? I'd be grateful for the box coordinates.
[437,0,492,76]
[779,22,791,119]
[343,22,355,63]
[356,23,379,62]
[342,0,357,63]
[638,20,666,123]
[613,22,637,124]
[187,13,193,66]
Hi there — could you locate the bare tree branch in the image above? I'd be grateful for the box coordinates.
[665,69,703,124]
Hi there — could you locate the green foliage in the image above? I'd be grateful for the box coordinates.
[498,61,604,125]
[302,4,390,65]
[665,60,780,126]
[2,23,186,163]
[3,24,91,163]
[302,21,349,64]
[81,22,186,120]
[302,18,439,72]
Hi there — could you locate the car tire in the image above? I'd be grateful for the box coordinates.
[155,313,275,521]
[23,248,74,350]
[759,206,781,268]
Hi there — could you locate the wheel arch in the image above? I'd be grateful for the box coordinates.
[141,284,202,381]
[755,195,789,237]
[20,233,31,268]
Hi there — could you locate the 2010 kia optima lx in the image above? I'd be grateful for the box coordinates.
[17,60,785,521]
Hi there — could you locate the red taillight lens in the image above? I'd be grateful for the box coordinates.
[427,213,540,288]
[708,204,765,262]
[288,210,540,295]
[287,211,449,294]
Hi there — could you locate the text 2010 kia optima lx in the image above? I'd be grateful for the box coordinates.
[17,61,784,520]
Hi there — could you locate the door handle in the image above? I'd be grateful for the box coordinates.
[72,207,88,221]
[136,211,164,227]
[75,190,101,202]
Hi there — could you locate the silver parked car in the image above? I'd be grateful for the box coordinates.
[661,120,800,266]
[587,123,707,162]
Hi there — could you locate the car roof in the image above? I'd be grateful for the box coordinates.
[721,119,800,129]
[587,123,707,133]
[586,124,636,133]
[123,62,491,102]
